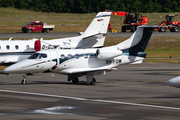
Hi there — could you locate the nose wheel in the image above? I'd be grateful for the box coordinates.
[21,75,27,85]
[90,78,96,85]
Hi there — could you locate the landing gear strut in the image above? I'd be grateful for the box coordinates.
[21,75,27,85]
[87,74,96,85]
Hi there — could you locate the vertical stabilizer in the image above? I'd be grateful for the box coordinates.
[117,25,159,53]
[81,12,111,38]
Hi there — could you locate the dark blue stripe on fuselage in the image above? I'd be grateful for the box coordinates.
[58,53,96,64]
[122,52,147,58]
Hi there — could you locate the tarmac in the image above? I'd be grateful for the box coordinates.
[0,62,180,120]
[0,31,180,39]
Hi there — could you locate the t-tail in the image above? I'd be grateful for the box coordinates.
[76,12,111,48]
[116,25,159,64]
[81,12,111,38]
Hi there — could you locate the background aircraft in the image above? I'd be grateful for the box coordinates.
[168,76,180,88]
[3,25,159,85]
[0,11,111,66]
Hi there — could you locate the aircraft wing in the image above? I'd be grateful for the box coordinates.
[60,67,116,75]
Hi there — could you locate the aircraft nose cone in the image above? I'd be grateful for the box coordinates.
[3,65,18,73]
[168,76,180,88]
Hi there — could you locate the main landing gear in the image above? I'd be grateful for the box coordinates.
[21,75,27,85]
[68,75,96,85]
[68,76,79,84]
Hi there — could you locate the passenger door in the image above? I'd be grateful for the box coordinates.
[48,50,59,71]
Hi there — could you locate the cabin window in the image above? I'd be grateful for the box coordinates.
[28,53,40,59]
[61,54,65,59]
[68,54,72,59]
[15,45,19,50]
[0,46,1,50]
[75,54,79,59]
[84,54,88,59]
[26,45,30,49]
[39,54,47,58]
[6,45,10,50]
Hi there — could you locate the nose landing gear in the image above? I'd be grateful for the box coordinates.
[21,75,27,85]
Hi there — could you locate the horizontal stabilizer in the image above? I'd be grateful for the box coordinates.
[76,33,108,48]
[130,60,143,64]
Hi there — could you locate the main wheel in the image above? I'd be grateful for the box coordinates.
[23,30,27,33]
[158,27,167,32]
[174,26,179,32]
[28,29,32,33]
[21,79,27,85]
[130,26,135,32]
[46,29,50,33]
[90,78,96,85]
[121,26,126,32]
[72,77,79,84]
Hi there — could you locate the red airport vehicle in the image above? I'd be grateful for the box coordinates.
[157,15,180,32]
[106,10,148,32]
[22,21,55,33]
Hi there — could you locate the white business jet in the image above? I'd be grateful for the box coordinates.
[3,25,159,85]
[0,11,111,65]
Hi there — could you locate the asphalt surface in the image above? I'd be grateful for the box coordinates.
[0,31,180,39]
[1,62,180,120]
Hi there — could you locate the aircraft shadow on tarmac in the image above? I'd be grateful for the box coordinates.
[0,81,101,86]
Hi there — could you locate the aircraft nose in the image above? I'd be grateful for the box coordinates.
[3,65,18,73]
[168,76,180,88]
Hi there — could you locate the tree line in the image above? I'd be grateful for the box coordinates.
[0,0,179,13]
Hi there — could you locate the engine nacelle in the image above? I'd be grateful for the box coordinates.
[34,40,41,51]
[96,48,122,59]
[34,40,61,51]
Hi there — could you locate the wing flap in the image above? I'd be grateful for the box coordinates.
[60,67,111,75]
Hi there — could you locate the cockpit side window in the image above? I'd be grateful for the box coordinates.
[28,53,40,59]
[39,54,47,58]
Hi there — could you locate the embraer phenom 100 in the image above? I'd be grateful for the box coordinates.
[0,12,111,65]
[4,26,159,85]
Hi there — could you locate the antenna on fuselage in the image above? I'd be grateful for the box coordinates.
[8,37,12,41]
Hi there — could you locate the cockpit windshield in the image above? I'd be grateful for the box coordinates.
[28,53,47,59]
[26,22,32,25]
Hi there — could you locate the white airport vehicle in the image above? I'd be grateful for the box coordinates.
[0,11,111,66]
[4,25,159,85]
[168,76,180,88]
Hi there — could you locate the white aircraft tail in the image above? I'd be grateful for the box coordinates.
[75,12,111,48]
[81,12,111,38]
[117,25,159,53]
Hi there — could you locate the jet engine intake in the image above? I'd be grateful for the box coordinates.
[96,48,122,59]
